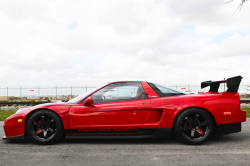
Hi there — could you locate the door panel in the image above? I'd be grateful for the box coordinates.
[69,99,151,129]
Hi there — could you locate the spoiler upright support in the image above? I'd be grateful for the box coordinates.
[201,76,243,92]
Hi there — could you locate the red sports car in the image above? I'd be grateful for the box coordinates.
[2,76,246,145]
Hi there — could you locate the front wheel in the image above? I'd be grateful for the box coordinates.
[26,110,64,145]
[174,108,214,145]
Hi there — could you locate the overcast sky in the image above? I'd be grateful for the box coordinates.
[0,0,250,88]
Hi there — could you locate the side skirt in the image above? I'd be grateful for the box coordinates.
[65,128,172,139]
[2,135,25,140]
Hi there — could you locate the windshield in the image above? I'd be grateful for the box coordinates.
[67,86,103,104]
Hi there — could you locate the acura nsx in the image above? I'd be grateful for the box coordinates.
[2,76,246,145]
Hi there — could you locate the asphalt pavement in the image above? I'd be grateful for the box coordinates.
[1,119,250,166]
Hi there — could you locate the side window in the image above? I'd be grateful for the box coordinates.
[91,82,147,103]
[148,82,185,97]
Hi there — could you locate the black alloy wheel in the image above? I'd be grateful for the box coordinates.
[174,108,214,145]
[26,110,64,145]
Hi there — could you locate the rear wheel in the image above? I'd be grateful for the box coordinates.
[26,110,64,145]
[174,108,214,145]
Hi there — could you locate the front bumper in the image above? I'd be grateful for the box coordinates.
[3,125,25,138]
[3,113,25,138]
[2,135,25,140]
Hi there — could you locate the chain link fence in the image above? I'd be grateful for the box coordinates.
[0,86,97,100]
[0,84,249,100]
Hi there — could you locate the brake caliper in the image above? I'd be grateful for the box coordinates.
[196,128,204,136]
[184,121,189,127]
[36,120,42,130]
[35,120,42,135]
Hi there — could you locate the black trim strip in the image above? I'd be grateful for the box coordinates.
[216,123,241,135]
[66,128,154,135]
[65,128,172,139]
[2,135,25,140]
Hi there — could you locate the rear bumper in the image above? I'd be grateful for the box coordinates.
[239,109,247,122]
[216,123,241,135]
[2,135,25,140]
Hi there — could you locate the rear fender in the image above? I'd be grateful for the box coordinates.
[173,92,241,125]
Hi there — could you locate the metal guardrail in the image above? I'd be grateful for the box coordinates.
[240,99,250,103]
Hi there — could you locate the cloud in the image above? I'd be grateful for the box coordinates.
[0,0,250,90]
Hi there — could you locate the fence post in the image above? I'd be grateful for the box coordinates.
[20,87,22,97]
[7,87,8,100]
[176,85,177,90]
[71,86,72,98]
[224,78,226,92]
[38,86,40,98]
[86,86,87,92]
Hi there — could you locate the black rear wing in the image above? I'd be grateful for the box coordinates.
[201,76,243,92]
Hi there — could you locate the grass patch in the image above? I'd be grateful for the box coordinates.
[242,108,250,118]
[0,110,16,121]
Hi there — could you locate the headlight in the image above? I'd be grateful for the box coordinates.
[16,108,28,113]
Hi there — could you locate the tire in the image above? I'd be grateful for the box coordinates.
[174,108,214,145]
[26,110,64,145]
